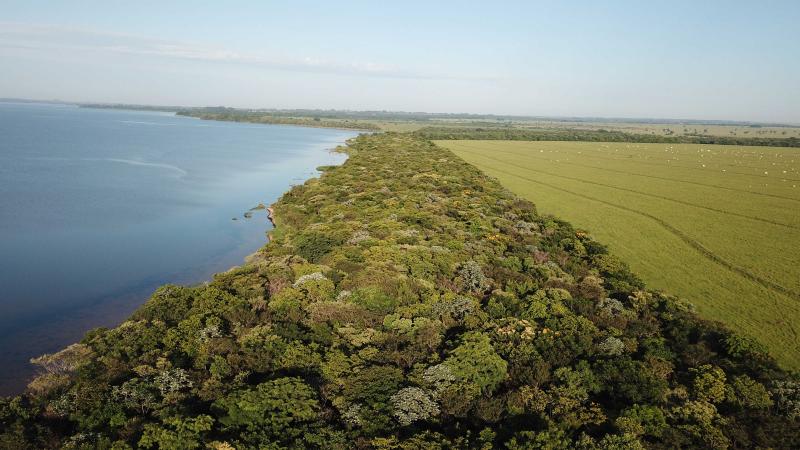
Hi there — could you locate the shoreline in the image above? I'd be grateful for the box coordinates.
[182,113,380,133]
[3,128,354,396]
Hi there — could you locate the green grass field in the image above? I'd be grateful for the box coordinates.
[506,121,800,139]
[438,139,800,369]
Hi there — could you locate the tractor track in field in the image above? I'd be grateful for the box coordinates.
[453,147,800,231]
[449,142,800,203]
[455,157,800,303]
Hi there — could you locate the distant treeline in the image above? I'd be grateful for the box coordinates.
[178,111,381,131]
[416,126,800,147]
[79,103,182,112]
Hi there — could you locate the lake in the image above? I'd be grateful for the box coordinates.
[0,102,357,394]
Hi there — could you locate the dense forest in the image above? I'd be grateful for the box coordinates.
[2,133,798,449]
[415,127,800,148]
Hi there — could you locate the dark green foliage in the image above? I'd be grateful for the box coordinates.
[3,133,797,448]
[416,126,800,147]
[213,377,320,445]
[293,231,342,263]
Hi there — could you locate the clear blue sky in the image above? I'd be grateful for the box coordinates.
[2,1,798,122]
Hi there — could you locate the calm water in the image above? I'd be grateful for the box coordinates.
[0,102,356,394]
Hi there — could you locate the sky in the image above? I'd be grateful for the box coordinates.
[1,1,799,123]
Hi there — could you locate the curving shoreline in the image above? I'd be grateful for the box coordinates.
[0,118,356,396]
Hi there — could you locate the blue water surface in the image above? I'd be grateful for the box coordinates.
[0,102,357,393]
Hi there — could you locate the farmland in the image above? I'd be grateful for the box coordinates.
[438,139,800,368]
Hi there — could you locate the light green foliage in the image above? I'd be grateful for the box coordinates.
[725,375,772,409]
[524,288,571,320]
[350,286,399,314]
[724,333,769,360]
[615,404,667,437]
[292,271,336,303]
[590,433,645,450]
[138,415,213,449]
[444,332,508,394]
[690,365,727,403]
[550,363,602,425]
[267,287,305,322]
[670,400,730,449]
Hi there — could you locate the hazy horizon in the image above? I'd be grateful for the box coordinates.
[2,1,799,123]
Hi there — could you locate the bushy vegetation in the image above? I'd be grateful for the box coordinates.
[418,126,800,147]
[1,133,797,448]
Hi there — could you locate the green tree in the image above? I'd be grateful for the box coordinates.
[445,332,508,394]
[390,387,440,425]
[690,365,726,403]
[138,415,213,449]
[615,404,667,437]
[213,377,319,444]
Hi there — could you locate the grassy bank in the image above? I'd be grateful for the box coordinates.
[2,134,797,449]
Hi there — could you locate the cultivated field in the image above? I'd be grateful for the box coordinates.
[505,121,800,139]
[438,139,800,368]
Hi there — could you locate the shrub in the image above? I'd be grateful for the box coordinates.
[390,387,439,425]
[772,380,800,419]
[459,261,489,292]
[213,377,319,443]
[690,365,727,404]
[294,232,341,263]
[725,375,772,409]
[444,332,507,394]
[598,337,625,356]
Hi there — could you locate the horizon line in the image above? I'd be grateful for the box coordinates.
[2,96,798,128]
